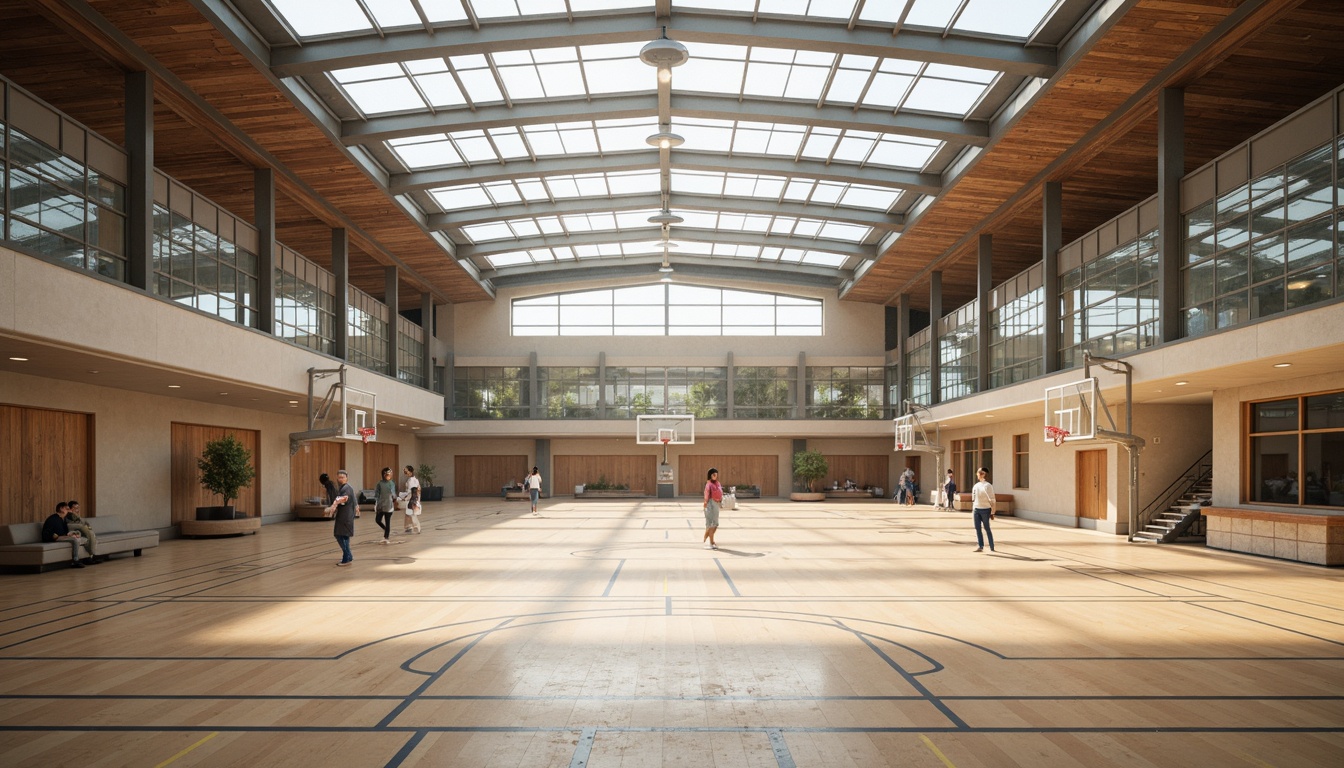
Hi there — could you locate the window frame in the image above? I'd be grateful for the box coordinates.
[1243,388,1344,509]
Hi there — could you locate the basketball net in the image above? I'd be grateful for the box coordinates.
[661,437,670,464]
[1044,425,1070,447]
[358,426,376,444]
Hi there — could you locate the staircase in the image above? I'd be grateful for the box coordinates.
[1132,451,1212,544]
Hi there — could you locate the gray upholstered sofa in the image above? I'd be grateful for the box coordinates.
[0,515,160,572]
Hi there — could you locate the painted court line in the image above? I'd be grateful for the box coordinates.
[569,726,596,767]
[153,731,217,768]
[920,734,957,768]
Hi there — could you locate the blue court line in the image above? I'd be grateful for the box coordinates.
[601,560,625,597]
[768,729,796,768]
[714,559,741,597]
[665,596,672,616]
[384,729,427,768]
[569,726,596,768]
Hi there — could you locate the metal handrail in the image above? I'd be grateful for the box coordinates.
[1136,449,1212,532]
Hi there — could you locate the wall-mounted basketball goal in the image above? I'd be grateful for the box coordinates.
[289,366,378,455]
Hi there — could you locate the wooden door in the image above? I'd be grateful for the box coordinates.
[0,405,94,525]
[1076,449,1107,520]
[362,442,399,490]
[455,455,530,496]
[677,455,779,496]
[290,440,346,508]
[555,455,656,496]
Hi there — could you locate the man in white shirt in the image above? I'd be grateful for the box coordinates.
[971,467,995,552]
[526,466,543,515]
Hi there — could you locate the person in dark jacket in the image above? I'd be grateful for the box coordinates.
[42,502,92,568]
[325,470,358,566]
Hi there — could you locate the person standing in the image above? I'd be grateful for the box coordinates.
[971,467,996,553]
[401,465,422,534]
[702,467,723,550]
[65,500,98,560]
[900,466,916,506]
[43,502,92,568]
[374,467,397,545]
[526,466,543,516]
[326,469,357,566]
[939,470,957,511]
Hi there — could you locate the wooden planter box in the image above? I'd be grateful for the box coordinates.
[732,488,761,499]
[952,493,1014,514]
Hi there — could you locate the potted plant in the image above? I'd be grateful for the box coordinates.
[418,463,443,501]
[196,435,256,520]
[791,449,828,502]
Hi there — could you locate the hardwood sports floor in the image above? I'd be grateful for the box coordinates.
[1,500,1341,767]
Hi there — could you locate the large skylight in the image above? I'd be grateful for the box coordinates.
[462,209,873,245]
[389,118,656,170]
[430,171,661,211]
[481,241,855,271]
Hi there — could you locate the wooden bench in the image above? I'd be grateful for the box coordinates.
[1204,507,1344,565]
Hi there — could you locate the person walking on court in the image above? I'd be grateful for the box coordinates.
[401,465,422,534]
[374,467,397,544]
[940,470,957,511]
[971,467,996,552]
[702,467,723,550]
[526,466,543,515]
[900,466,916,506]
[326,469,357,566]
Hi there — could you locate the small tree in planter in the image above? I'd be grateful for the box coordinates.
[197,435,256,518]
[791,449,828,501]
[418,463,443,501]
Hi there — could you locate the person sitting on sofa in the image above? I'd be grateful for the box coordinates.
[42,502,94,568]
[66,500,98,558]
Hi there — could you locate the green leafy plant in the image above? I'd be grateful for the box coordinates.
[792,450,828,492]
[584,476,629,491]
[418,463,438,487]
[197,435,256,508]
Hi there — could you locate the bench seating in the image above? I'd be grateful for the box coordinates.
[0,515,160,572]
[953,493,1014,514]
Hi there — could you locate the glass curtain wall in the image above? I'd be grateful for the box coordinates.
[604,367,727,418]
[904,328,932,406]
[396,316,425,387]
[151,173,259,327]
[452,367,530,418]
[1183,140,1340,335]
[1,104,127,279]
[806,366,885,418]
[275,244,336,354]
[989,264,1043,387]
[1060,227,1159,368]
[540,367,600,418]
[734,366,797,419]
[938,300,978,401]
[1247,392,1344,508]
[347,286,390,375]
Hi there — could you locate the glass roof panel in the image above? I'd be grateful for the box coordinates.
[270,0,370,37]
[904,0,961,30]
[417,0,469,23]
[365,0,421,30]
[902,78,990,115]
[954,0,1058,39]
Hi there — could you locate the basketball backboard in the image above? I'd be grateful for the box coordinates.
[344,387,377,442]
[1043,377,1097,443]
[893,415,917,451]
[636,414,696,445]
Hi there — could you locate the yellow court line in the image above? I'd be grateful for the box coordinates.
[1238,751,1277,768]
[154,732,219,768]
[919,734,957,768]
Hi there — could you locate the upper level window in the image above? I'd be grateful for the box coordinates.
[512,283,822,336]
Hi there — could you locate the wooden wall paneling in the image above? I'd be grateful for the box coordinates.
[170,423,261,523]
[362,442,399,490]
[677,455,779,496]
[289,440,346,508]
[822,455,890,491]
[554,455,657,496]
[0,405,93,526]
[454,456,529,496]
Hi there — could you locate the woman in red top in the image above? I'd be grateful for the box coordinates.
[702,467,723,550]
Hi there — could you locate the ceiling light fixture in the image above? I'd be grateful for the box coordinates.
[9,356,28,361]
[645,130,684,149]
[1273,363,1292,368]
[168,385,181,389]
[640,26,689,70]
[648,209,683,225]
[88,370,100,374]
[1174,381,1188,386]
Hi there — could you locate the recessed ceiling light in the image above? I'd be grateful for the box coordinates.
[288,400,299,404]
[985,414,994,418]
[168,385,181,389]
[1273,363,1292,368]
[9,357,28,362]
[88,370,100,374]
[411,427,420,430]
[218,392,229,396]
[1175,381,1188,386]
[398,423,406,427]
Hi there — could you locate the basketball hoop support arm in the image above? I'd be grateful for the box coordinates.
[1084,353,1147,541]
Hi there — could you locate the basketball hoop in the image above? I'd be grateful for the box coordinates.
[895,442,905,451]
[357,426,376,444]
[1044,425,1070,447]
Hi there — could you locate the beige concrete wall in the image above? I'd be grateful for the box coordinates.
[450,276,884,364]
[0,370,419,532]
[1212,370,1344,509]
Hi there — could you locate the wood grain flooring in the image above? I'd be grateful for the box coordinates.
[0,499,1341,767]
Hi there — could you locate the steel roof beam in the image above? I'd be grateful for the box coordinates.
[431,193,903,232]
[343,93,987,147]
[394,150,942,194]
[457,228,872,260]
[483,255,848,286]
[271,13,1056,79]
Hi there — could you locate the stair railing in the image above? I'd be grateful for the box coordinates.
[1135,449,1213,536]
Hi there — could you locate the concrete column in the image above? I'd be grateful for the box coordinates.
[384,266,399,379]
[977,234,992,393]
[535,439,551,498]
[1042,181,1062,373]
[254,169,276,335]
[420,292,433,389]
[124,72,153,293]
[1158,87,1185,343]
[332,227,349,360]
[929,271,942,405]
